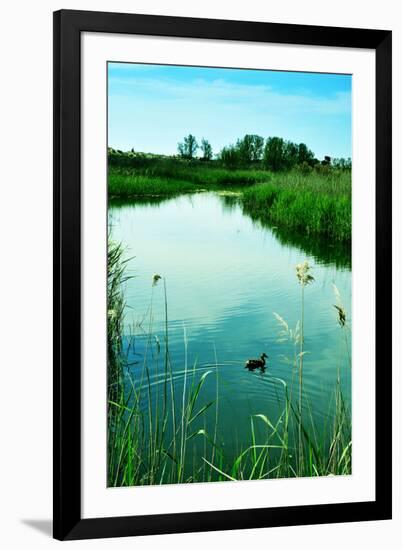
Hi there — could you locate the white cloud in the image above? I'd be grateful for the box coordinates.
[109,76,351,116]
[108,74,351,158]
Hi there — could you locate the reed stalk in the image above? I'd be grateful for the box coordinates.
[107,246,351,486]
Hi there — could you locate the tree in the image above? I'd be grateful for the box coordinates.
[236,135,252,164]
[332,157,351,170]
[250,135,264,162]
[200,138,213,161]
[177,134,198,159]
[218,144,241,168]
[236,134,264,164]
[263,137,286,171]
[297,143,315,166]
[283,141,299,169]
[264,139,316,170]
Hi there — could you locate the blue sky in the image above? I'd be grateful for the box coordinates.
[108,63,351,160]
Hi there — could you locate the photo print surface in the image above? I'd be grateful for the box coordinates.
[107,62,352,488]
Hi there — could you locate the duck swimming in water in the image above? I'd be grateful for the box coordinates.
[245,353,268,372]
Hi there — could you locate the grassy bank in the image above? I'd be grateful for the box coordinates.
[108,156,351,242]
[107,246,352,486]
[241,170,351,242]
[109,163,269,198]
[109,172,198,197]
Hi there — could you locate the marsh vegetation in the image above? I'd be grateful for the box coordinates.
[108,239,351,486]
[107,62,352,487]
[107,188,351,486]
[108,144,351,243]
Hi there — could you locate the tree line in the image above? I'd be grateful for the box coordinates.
[177,133,351,171]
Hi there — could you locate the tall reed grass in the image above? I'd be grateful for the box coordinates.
[107,244,351,486]
[241,170,351,242]
[108,164,268,198]
[109,161,351,242]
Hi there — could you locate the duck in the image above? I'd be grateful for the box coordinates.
[245,353,268,372]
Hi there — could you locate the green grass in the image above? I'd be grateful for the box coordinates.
[108,157,351,242]
[241,170,351,242]
[107,240,131,402]
[108,156,272,198]
[107,244,352,486]
[109,172,198,198]
[108,167,270,198]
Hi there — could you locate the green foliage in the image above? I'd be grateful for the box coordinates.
[200,138,213,161]
[284,140,299,167]
[107,149,351,242]
[108,159,270,197]
[241,170,351,241]
[107,240,132,403]
[298,161,313,175]
[263,136,287,171]
[109,142,351,173]
[332,157,352,170]
[218,144,240,167]
[314,163,332,176]
[263,138,316,171]
[109,172,196,197]
[297,142,316,165]
[236,134,265,163]
[178,134,198,159]
[219,134,265,167]
[108,253,352,486]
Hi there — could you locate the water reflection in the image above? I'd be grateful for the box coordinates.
[110,191,351,269]
[109,191,351,466]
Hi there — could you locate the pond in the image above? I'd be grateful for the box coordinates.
[109,191,351,480]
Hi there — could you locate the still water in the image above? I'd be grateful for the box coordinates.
[109,192,351,469]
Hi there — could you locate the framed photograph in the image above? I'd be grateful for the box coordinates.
[53,9,392,541]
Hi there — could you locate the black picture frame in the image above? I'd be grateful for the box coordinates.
[53,9,392,541]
